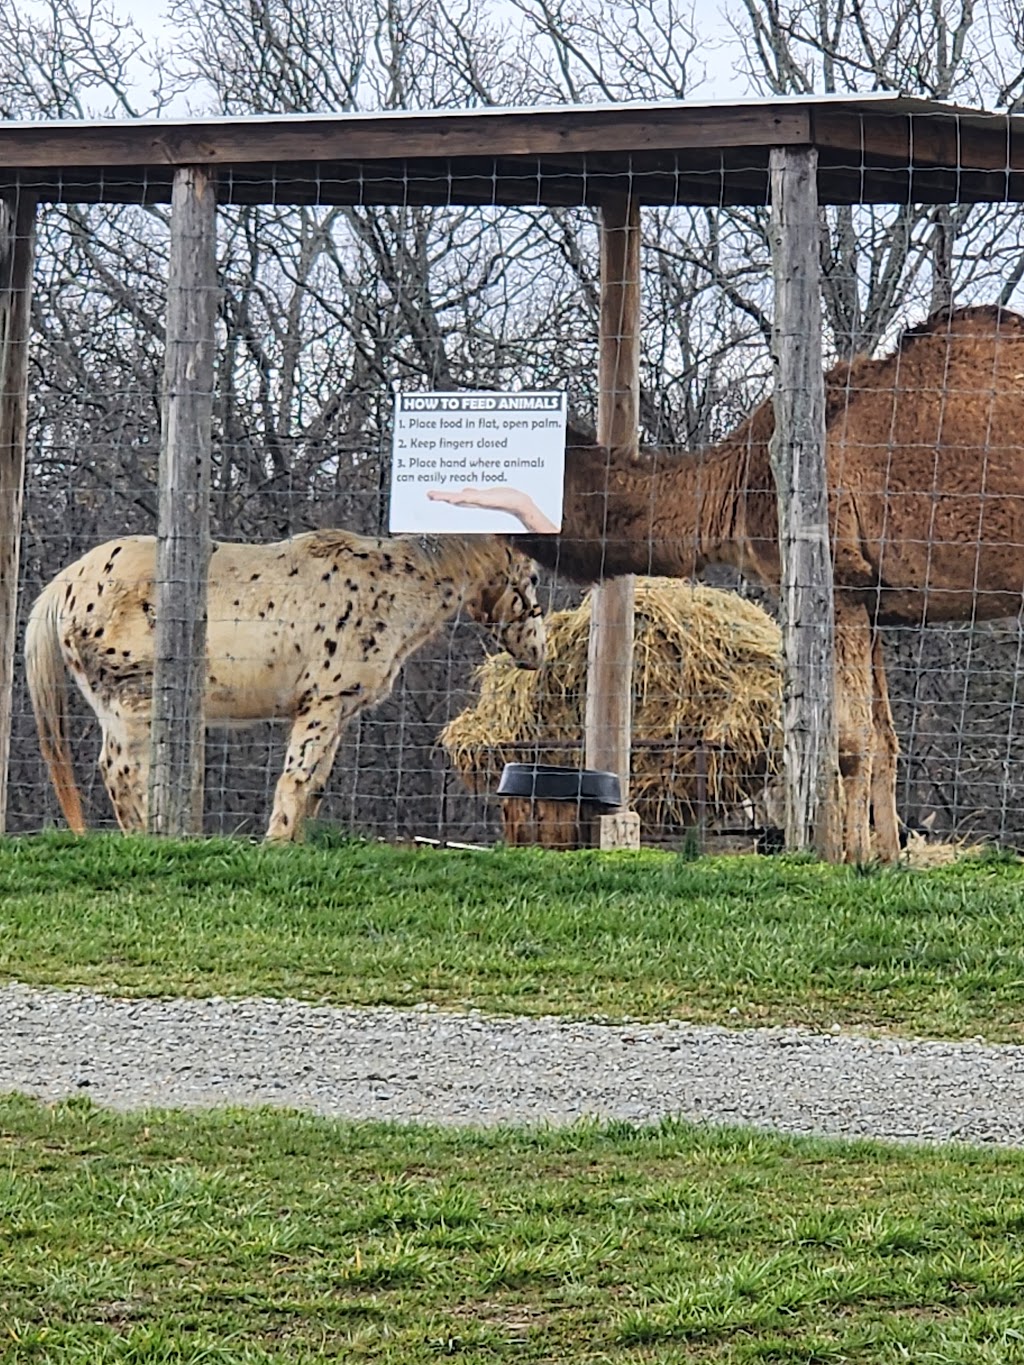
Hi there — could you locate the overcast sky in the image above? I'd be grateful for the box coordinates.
[113,0,746,113]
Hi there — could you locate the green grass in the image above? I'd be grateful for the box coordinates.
[3,833,1024,1039]
[5,1094,1024,1362]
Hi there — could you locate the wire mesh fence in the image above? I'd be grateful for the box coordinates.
[5,105,1024,852]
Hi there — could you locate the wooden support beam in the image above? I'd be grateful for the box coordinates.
[0,106,813,172]
[149,165,217,837]
[585,196,640,813]
[0,190,35,835]
[767,147,843,861]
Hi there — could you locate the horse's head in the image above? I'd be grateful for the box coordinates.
[466,547,546,669]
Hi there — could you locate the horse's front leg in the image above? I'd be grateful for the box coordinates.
[266,690,360,842]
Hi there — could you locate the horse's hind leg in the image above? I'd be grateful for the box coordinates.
[98,708,151,833]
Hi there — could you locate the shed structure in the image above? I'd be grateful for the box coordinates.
[2,94,1023,852]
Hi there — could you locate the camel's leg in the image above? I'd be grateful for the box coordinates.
[97,707,151,833]
[869,627,901,863]
[833,600,874,864]
[266,696,356,843]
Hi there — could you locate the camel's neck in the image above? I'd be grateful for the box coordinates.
[515,432,775,585]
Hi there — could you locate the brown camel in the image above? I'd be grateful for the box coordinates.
[514,304,1024,862]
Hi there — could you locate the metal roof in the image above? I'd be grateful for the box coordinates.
[1,93,1022,208]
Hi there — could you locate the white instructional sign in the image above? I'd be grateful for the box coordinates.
[388,390,566,535]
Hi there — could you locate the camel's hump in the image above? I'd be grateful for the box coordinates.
[897,303,1024,348]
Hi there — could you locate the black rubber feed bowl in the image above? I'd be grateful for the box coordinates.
[496,763,621,808]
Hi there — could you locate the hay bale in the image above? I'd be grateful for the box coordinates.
[441,579,783,831]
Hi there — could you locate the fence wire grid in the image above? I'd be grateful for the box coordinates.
[5,123,1024,852]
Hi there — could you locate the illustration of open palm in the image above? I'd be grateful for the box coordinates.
[426,485,559,533]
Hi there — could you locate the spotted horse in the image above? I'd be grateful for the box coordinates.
[26,530,545,841]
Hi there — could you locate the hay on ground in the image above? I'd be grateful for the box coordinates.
[441,579,783,831]
[897,830,995,867]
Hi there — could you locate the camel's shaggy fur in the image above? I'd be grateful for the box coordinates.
[514,304,1024,863]
[26,530,545,841]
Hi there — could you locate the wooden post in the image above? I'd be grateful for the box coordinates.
[149,166,217,836]
[0,191,35,835]
[767,147,843,861]
[585,196,640,848]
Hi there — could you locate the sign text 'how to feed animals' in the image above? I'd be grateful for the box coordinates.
[389,391,566,534]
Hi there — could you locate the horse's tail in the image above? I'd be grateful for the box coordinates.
[25,578,86,834]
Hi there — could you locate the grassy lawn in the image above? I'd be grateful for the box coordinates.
[2,833,1024,1040]
[4,1093,1024,1363]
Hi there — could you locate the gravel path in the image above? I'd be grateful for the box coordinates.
[2,980,1023,1146]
